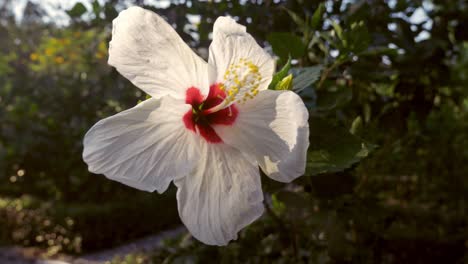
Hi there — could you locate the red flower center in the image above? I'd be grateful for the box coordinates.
[182,84,238,143]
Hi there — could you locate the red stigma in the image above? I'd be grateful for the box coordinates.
[182,84,238,143]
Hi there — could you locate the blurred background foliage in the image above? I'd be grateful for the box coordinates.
[0,0,467,263]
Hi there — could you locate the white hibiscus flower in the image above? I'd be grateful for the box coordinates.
[83,6,309,246]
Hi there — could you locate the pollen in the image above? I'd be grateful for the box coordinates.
[222,58,262,105]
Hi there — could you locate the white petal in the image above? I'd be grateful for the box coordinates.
[208,16,275,106]
[211,16,246,38]
[109,6,214,99]
[215,90,309,182]
[175,144,264,246]
[83,96,198,193]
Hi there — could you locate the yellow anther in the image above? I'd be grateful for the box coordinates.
[220,58,263,106]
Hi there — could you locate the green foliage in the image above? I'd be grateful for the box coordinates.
[267,32,306,61]
[66,3,87,18]
[311,3,325,30]
[291,65,323,92]
[306,117,376,176]
[0,0,173,254]
[315,86,352,111]
[268,57,291,90]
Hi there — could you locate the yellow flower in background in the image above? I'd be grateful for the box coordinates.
[54,56,64,64]
[95,52,104,59]
[45,48,54,56]
[30,53,39,61]
[29,29,110,72]
[98,41,106,51]
[59,38,71,45]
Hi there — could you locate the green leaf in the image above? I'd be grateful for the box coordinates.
[291,65,323,92]
[315,86,352,111]
[343,21,370,53]
[363,103,371,122]
[268,57,291,90]
[92,0,101,15]
[66,3,87,18]
[306,117,376,176]
[104,3,118,20]
[267,32,306,60]
[283,8,305,27]
[349,116,363,135]
[311,3,325,30]
[298,87,317,110]
[271,193,286,214]
[330,20,343,40]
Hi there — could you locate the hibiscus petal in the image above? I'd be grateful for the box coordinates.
[208,16,275,106]
[214,90,309,182]
[175,144,264,246]
[109,6,213,99]
[83,97,198,193]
